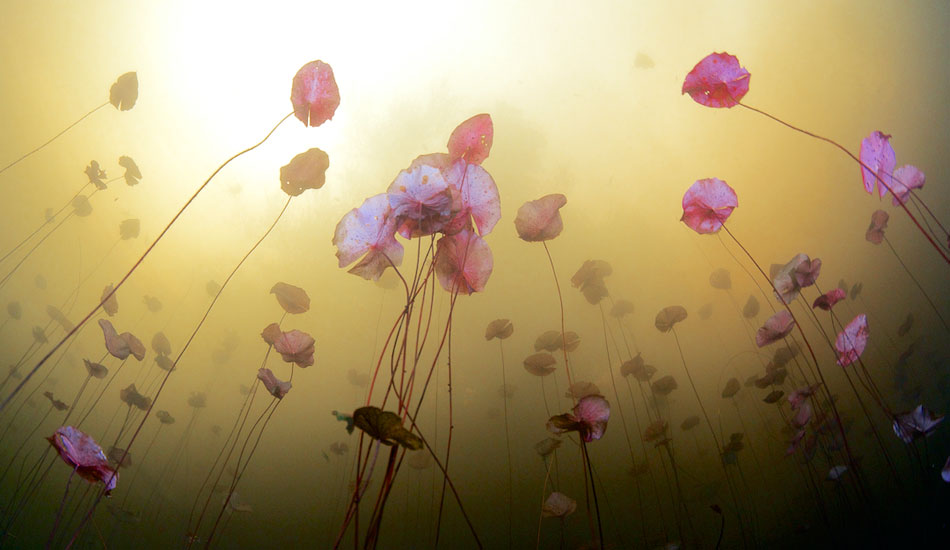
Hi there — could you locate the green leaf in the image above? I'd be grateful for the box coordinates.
[546,413,580,435]
[353,406,423,450]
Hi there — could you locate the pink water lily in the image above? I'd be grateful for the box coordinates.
[387,162,454,238]
[273,329,315,368]
[835,314,868,366]
[756,310,795,347]
[333,193,404,281]
[893,405,944,443]
[680,178,738,234]
[447,113,493,165]
[47,426,118,494]
[434,228,493,294]
[791,256,821,288]
[792,402,812,428]
[771,253,821,304]
[99,319,130,359]
[890,164,925,206]
[257,368,291,399]
[515,194,567,242]
[398,153,500,238]
[788,384,821,410]
[546,394,610,442]
[98,319,145,361]
[682,52,750,108]
[290,60,340,127]
[859,131,896,198]
[124,332,146,361]
[812,288,846,311]
[440,159,501,237]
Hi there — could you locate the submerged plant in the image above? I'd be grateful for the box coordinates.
[0,72,138,178]
[485,317,514,548]
[546,394,611,443]
[330,114,497,549]
[892,405,944,444]
[46,426,118,494]
[353,406,423,450]
[683,52,949,264]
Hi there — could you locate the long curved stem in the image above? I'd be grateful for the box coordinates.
[0,404,54,487]
[0,183,90,266]
[670,325,747,548]
[535,451,555,550]
[434,291,458,547]
[499,339,513,549]
[720,224,867,499]
[186,349,272,535]
[45,466,79,549]
[60,145,295,549]
[883,236,950,334]
[404,411,481,548]
[541,242,575,391]
[581,441,605,549]
[908,191,949,243]
[76,358,129,428]
[738,102,949,265]
[0,102,109,177]
[203,396,283,548]
[598,305,647,545]
[1,112,294,415]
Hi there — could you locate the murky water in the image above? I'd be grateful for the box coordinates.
[1,1,949,548]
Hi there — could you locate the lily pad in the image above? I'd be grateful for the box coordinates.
[353,406,423,450]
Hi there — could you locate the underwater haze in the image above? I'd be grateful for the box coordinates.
[2,0,950,548]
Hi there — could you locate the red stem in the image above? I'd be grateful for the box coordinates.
[2,112,295,415]
[719,224,869,500]
[738,102,950,265]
